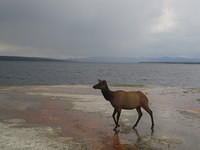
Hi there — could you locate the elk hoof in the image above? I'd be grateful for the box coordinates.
[151,126,154,130]
[132,125,137,129]
[113,125,119,131]
[113,127,120,132]
[113,127,117,131]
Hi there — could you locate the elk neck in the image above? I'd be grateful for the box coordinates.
[101,86,114,101]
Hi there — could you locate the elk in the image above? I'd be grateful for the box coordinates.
[93,80,154,130]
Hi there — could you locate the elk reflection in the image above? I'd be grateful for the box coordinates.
[111,128,154,150]
[112,129,141,150]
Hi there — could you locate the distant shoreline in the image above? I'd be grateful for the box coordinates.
[140,62,200,64]
[1,56,200,64]
[0,56,71,62]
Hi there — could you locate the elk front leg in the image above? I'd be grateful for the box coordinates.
[112,109,118,128]
[116,109,121,128]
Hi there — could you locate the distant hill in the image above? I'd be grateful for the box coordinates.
[68,56,200,64]
[68,57,140,63]
[0,56,69,62]
[140,57,200,64]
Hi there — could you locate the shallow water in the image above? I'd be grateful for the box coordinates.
[0,85,199,150]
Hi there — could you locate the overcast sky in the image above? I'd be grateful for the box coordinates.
[0,0,200,58]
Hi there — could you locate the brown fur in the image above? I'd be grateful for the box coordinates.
[93,80,154,130]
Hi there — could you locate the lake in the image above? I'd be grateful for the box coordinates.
[1,61,200,87]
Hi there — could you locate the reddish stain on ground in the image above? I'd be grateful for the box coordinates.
[0,99,138,150]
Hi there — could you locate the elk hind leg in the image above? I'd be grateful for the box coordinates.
[133,107,143,129]
[142,104,154,130]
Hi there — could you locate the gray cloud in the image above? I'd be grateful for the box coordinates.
[0,0,200,58]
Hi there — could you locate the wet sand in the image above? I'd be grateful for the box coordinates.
[0,85,199,150]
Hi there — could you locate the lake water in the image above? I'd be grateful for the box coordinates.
[1,61,200,87]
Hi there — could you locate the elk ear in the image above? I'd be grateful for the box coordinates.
[102,80,106,83]
[98,79,102,82]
